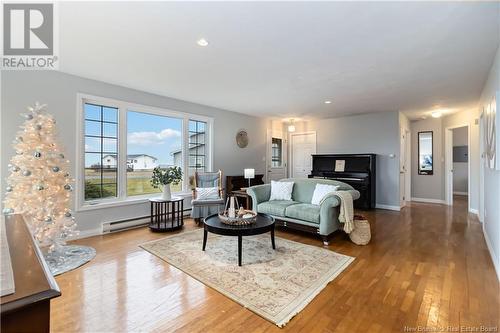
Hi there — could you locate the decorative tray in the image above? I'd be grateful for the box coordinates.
[218,209,257,225]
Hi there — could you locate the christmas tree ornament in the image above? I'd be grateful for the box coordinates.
[2,208,14,214]
[3,102,95,276]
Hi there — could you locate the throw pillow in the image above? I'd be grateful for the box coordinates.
[311,183,339,205]
[196,187,220,199]
[269,180,294,201]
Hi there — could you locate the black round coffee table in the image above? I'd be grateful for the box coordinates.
[203,213,275,266]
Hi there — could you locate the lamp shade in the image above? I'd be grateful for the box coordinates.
[244,168,255,179]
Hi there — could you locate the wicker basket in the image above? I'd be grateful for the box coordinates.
[349,215,371,245]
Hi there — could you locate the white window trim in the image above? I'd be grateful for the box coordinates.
[75,93,214,212]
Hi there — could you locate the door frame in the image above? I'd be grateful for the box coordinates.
[479,112,485,222]
[289,131,317,178]
[400,127,411,208]
[444,123,471,210]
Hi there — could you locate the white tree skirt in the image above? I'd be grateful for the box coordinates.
[44,245,96,276]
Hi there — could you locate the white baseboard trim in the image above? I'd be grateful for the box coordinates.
[411,197,446,204]
[469,208,479,216]
[67,227,102,241]
[483,223,500,281]
[375,204,401,211]
[69,209,193,241]
[453,191,468,196]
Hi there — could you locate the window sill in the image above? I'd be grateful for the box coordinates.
[76,192,193,212]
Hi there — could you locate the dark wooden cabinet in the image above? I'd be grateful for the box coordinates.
[1,215,61,333]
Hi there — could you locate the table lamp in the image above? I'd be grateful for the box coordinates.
[244,168,255,188]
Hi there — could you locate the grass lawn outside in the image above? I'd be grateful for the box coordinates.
[85,169,182,199]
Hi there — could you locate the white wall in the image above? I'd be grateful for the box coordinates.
[410,109,480,209]
[1,71,268,235]
[452,126,468,194]
[479,43,500,279]
[304,111,401,209]
[411,117,444,202]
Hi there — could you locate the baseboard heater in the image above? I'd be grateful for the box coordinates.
[102,209,192,233]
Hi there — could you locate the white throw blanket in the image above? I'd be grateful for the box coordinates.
[328,191,355,234]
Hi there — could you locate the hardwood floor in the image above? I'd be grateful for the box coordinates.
[52,196,499,332]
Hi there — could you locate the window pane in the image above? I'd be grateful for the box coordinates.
[83,102,118,201]
[85,120,100,136]
[102,168,117,184]
[103,138,117,153]
[103,123,117,138]
[84,104,101,121]
[85,137,101,152]
[127,111,182,196]
[103,107,118,122]
[188,120,208,185]
[271,137,282,167]
[101,183,117,198]
[85,153,101,168]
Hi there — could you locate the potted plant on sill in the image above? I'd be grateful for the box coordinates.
[150,166,183,200]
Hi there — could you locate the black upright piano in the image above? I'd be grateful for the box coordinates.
[308,154,376,209]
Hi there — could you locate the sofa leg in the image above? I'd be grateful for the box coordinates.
[321,235,330,246]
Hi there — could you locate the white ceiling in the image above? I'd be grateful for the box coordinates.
[59,2,499,119]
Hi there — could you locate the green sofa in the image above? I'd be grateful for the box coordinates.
[247,178,360,245]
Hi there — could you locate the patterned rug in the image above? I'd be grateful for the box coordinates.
[140,229,354,327]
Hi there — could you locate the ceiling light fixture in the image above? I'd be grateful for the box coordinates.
[197,38,209,47]
[431,111,442,118]
[288,119,296,133]
[324,100,332,104]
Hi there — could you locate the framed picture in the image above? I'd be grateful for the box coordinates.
[483,92,499,170]
[418,131,433,175]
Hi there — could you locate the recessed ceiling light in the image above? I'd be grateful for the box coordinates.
[197,38,209,47]
[431,111,442,118]
[324,100,332,104]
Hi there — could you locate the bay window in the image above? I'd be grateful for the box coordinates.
[77,94,213,209]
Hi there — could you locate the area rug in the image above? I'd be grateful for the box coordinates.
[140,229,354,327]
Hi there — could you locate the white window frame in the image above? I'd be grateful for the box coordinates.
[76,93,214,211]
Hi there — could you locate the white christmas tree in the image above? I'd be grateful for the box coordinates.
[3,102,78,252]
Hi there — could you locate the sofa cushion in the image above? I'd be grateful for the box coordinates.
[278,178,355,203]
[285,203,321,224]
[257,200,298,217]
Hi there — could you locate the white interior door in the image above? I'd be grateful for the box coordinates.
[291,132,316,178]
[266,129,287,182]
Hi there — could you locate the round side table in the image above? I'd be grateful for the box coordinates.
[149,197,184,232]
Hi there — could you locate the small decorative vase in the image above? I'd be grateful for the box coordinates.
[161,184,171,200]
